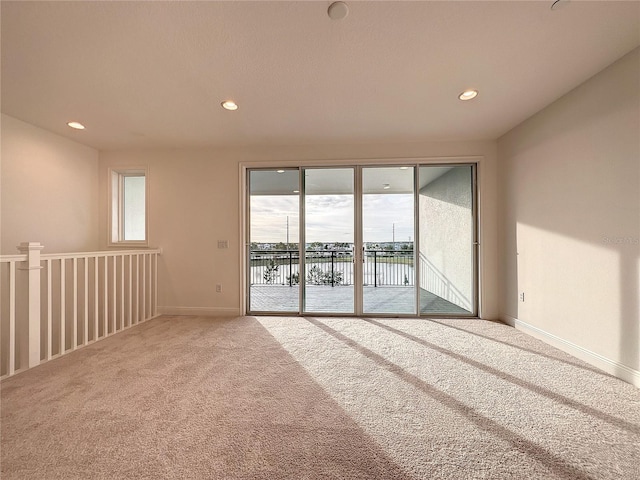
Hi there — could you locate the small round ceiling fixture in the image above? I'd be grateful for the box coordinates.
[383,183,391,190]
[458,89,478,101]
[328,2,349,20]
[277,170,285,174]
[551,0,570,11]
[399,166,409,170]
[293,190,300,193]
[67,121,85,130]
[221,100,238,111]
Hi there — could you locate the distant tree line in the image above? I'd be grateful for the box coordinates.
[252,241,413,251]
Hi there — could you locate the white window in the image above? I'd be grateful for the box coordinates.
[110,168,148,245]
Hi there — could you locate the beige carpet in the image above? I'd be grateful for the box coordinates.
[1,316,639,479]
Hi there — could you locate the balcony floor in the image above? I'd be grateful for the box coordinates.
[249,285,471,315]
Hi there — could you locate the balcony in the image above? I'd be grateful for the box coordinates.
[249,250,470,315]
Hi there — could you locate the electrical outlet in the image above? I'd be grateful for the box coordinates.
[519,292,525,302]
[216,284,222,293]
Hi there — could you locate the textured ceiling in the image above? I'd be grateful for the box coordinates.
[2,1,639,151]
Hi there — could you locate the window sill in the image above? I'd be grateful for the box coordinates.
[108,241,149,248]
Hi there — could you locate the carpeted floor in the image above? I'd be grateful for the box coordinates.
[1,316,639,479]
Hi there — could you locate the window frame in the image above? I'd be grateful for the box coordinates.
[108,167,149,247]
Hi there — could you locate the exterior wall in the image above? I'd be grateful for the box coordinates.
[419,167,473,311]
[1,114,99,254]
[497,48,640,384]
[99,140,499,319]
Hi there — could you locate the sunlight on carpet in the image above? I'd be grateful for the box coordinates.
[2,315,639,479]
[257,316,640,480]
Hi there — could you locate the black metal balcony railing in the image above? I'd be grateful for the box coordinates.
[249,249,414,287]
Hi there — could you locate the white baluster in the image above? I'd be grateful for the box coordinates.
[103,256,108,336]
[60,258,66,356]
[135,255,139,324]
[154,253,158,317]
[94,256,98,340]
[142,254,146,321]
[84,258,89,345]
[112,256,116,333]
[72,257,77,350]
[47,258,52,360]
[8,261,16,375]
[128,255,132,327]
[120,255,125,329]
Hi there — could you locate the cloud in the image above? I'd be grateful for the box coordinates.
[250,196,299,243]
[250,193,415,244]
[363,194,414,242]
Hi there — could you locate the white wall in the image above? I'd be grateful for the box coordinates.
[498,48,640,385]
[99,140,499,319]
[1,114,99,254]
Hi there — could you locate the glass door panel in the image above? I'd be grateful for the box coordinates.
[303,168,354,314]
[248,169,300,313]
[418,165,475,315]
[362,167,416,314]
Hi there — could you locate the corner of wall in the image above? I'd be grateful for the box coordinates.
[1,114,100,254]
[496,48,640,385]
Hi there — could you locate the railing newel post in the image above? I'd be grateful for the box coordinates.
[17,242,44,369]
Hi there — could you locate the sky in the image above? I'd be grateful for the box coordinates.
[250,194,414,244]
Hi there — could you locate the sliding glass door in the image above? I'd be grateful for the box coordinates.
[362,166,415,314]
[418,165,476,315]
[246,164,477,317]
[247,169,300,313]
[303,168,355,314]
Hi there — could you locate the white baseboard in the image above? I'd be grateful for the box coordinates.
[157,306,240,317]
[501,314,640,388]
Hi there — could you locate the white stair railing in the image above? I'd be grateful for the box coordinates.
[1,242,161,379]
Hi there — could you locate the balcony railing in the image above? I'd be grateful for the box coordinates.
[249,249,414,287]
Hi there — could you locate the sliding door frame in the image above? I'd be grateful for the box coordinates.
[240,157,481,318]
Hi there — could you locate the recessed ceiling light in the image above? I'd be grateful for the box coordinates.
[293,190,300,193]
[67,121,85,130]
[277,170,285,173]
[458,90,478,101]
[221,100,238,111]
[383,184,391,190]
[399,167,409,170]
